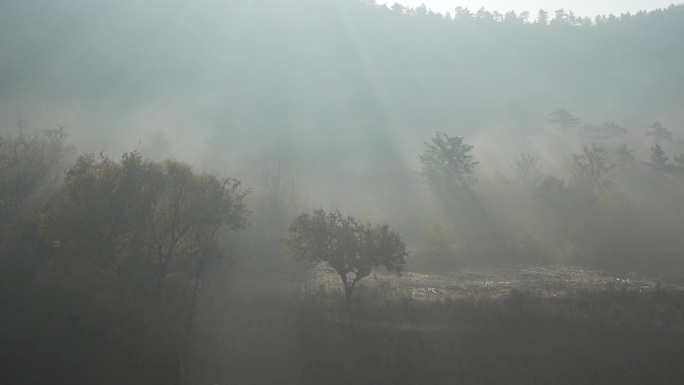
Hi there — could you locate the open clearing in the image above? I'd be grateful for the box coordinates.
[305,264,683,298]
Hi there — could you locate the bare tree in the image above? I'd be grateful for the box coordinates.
[572,143,615,193]
[509,153,543,186]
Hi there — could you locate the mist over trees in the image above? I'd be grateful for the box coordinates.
[2,0,684,384]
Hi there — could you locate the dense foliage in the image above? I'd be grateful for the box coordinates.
[284,208,407,322]
[0,136,249,384]
[418,131,478,194]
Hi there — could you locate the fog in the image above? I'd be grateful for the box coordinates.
[2,1,684,384]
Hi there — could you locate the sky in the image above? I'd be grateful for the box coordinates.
[387,1,679,18]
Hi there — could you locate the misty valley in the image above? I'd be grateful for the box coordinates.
[2,1,684,384]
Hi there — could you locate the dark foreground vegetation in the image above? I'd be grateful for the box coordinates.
[8,276,684,384]
[296,284,684,385]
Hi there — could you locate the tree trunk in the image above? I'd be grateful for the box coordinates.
[177,339,189,385]
[344,286,354,326]
[340,273,355,327]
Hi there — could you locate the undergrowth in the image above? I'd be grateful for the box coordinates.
[299,278,684,331]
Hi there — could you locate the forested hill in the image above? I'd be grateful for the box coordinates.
[1,0,683,157]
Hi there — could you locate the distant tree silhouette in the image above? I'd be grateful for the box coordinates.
[601,121,627,139]
[454,6,473,22]
[418,131,478,194]
[646,121,673,142]
[536,9,549,24]
[646,144,670,172]
[580,121,626,141]
[476,7,494,22]
[615,144,636,165]
[673,153,684,181]
[552,9,568,25]
[545,108,581,133]
[510,153,543,186]
[519,11,531,23]
[572,143,615,193]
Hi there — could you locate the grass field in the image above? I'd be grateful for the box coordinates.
[191,264,684,384]
[307,264,678,298]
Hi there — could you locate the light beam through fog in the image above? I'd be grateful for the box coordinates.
[2,1,684,383]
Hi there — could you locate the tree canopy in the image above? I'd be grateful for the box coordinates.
[546,108,581,133]
[418,131,478,194]
[646,121,673,142]
[29,151,249,373]
[571,143,615,193]
[283,208,407,323]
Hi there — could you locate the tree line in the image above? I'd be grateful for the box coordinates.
[1,0,682,156]
[384,1,681,26]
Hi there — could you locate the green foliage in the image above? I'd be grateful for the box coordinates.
[284,209,357,268]
[0,126,69,239]
[556,243,583,265]
[284,208,407,277]
[533,144,627,268]
[506,229,549,264]
[0,126,72,317]
[415,223,461,269]
[29,151,249,367]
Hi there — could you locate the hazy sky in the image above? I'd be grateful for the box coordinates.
[388,1,679,17]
